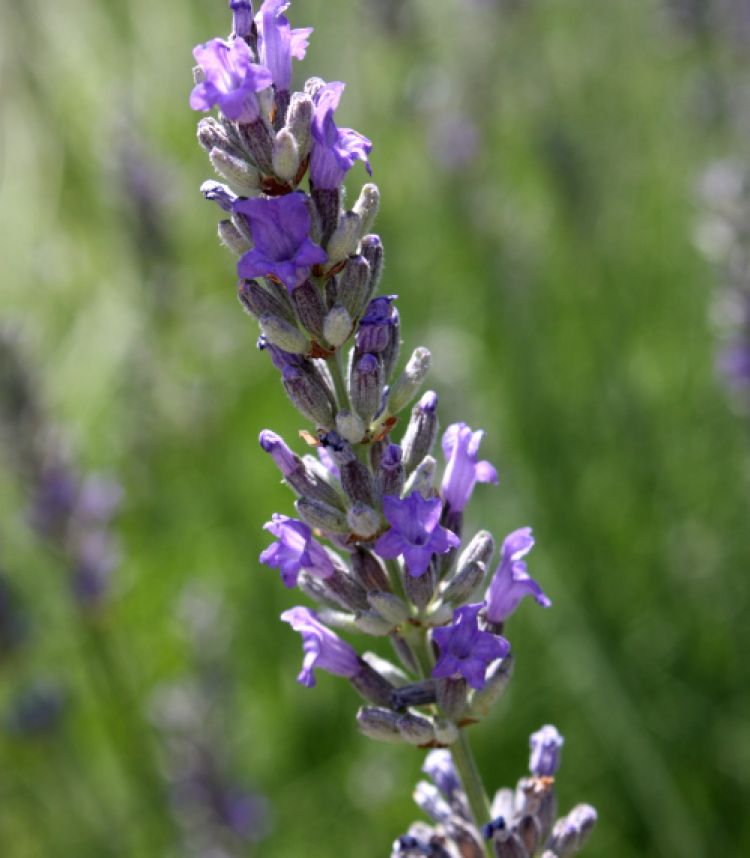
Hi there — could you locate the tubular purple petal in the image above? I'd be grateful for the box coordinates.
[281,606,360,686]
[485,527,551,624]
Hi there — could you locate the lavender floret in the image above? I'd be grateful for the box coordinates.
[441,422,498,513]
[485,527,551,624]
[432,604,509,691]
[281,606,360,686]
[310,81,372,190]
[260,514,333,587]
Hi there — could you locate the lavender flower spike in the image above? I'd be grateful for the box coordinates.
[260,514,333,587]
[234,192,327,291]
[529,724,564,777]
[432,604,509,691]
[281,606,360,686]
[485,527,551,624]
[441,422,498,514]
[256,1,313,92]
[374,492,460,577]
[310,81,373,190]
[190,38,272,124]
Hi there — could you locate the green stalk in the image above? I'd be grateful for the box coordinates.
[327,348,350,412]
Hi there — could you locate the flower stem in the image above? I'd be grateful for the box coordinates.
[451,728,493,849]
[328,348,349,412]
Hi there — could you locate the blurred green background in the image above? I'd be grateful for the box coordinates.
[1,0,750,855]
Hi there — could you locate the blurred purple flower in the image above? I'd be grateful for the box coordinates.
[234,192,327,291]
[432,604,509,690]
[190,38,272,123]
[260,514,333,587]
[281,606,360,686]
[310,81,372,190]
[374,492,460,577]
[529,724,564,777]
[485,527,550,624]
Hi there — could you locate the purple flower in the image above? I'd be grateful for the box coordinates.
[260,514,333,587]
[190,37,272,123]
[432,604,509,690]
[373,492,460,577]
[310,81,372,190]
[440,422,498,513]
[256,1,312,91]
[718,340,750,390]
[230,0,254,40]
[529,724,564,777]
[485,527,551,624]
[280,606,360,686]
[259,429,298,476]
[356,295,398,353]
[234,192,327,291]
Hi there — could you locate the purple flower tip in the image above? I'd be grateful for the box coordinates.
[418,390,438,414]
[485,527,551,624]
[256,0,313,91]
[373,491,460,577]
[190,38,272,124]
[529,724,564,777]
[441,422,499,513]
[281,606,360,686]
[310,81,373,190]
[259,429,298,477]
[259,514,333,587]
[432,604,509,690]
[235,192,327,292]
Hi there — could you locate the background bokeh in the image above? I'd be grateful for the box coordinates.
[1,0,750,856]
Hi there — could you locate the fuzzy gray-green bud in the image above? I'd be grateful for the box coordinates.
[367,591,409,626]
[291,280,327,341]
[347,502,381,539]
[282,366,335,428]
[459,529,495,569]
[361,652,410,686]
[272,128,300,182]
[336,409,365,444]
[259,314,311,355]
[350,353,384,427]
[327,211,362,264]
[353,610,393,636]
[402,455,437,498]
[387,347,431,415]
[338,255,371,318]
[440,560,486,606]
[353,183,380,236]
[209,147,261,196]
[401,391,439,472]
[296,497,349,533]
[218,220,251,255]
[356,706,404,744]
[397,712,435,746]
[239,280,296,325]
[468,654,514,719]
[286,92,313,159]
[547,805,597,857]
[323,304,353,348]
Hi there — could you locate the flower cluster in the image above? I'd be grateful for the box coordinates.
[393,728,596,858]
[190,1,594,850]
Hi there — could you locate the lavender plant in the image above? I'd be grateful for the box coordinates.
[190,4,596,855]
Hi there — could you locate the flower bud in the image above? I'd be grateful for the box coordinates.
[209,147,261,196]
[360,234,384,296]
[353,610,393,636]
[311,186,340,245]
[436,677,468,721]
[547,805,597,857]
[327,211,362,264]
[459,529,496,570]
[284,362,333,429]
[351,547,391,591]
[390,680,437,711]
[272,128,300,182]
[260,315,311,355]
[323,305,353,348]
[218,220,251,255]
[338,255,371,318]
[388,347,431,415]
[341,460,376,507]
[347,502,381,539]
[440,560,486,606]
[404,562,436,611]
[353,183,380,236]
[367,591,409,626]
[197,116,229,152]
[200,180,236,212]
[336,410,366,444]
[401,391,439,472]
[468,654,514,719]
[433,719,459,746]
[350,353,384,426]
[377,443,404,498]
[291,280,327,341]
[397,712,435,746]
[402,456,437,498]
[296,497,349,533]
[357,706,404,744]
[349,660,395,707]
[239,116,274,175]
[286,92,313,159]
[239,280,296,324]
